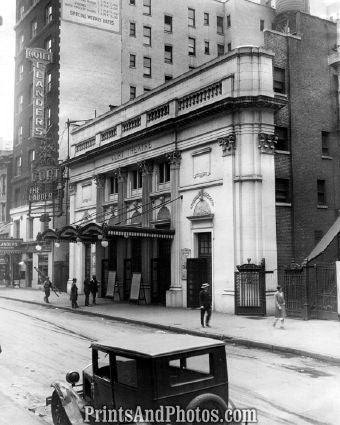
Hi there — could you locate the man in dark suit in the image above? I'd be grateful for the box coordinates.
[199,283,212,328]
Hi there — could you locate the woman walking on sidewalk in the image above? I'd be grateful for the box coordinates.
[273,285,286,329]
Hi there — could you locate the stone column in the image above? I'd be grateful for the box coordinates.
[93,174,106,224]
[166,150,182,307]
[115,168,128,291]
[67,183,77,293]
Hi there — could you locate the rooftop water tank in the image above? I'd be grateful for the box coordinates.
[276,0,310,15]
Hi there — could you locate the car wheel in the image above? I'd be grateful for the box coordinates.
[185,393,229,425]
[51,390,71,425]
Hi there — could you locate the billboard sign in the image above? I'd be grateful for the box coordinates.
[26,48,53,138]
[62,0,120,33]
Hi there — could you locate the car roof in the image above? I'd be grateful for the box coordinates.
[91,333,225,358]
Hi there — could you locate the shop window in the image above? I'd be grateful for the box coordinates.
[45,4,53,24]
[31,19,38,39]
[143,56,151,77]
[274,67,286,94]
[217,16,224,34]
[38,255,48,285]
[188,37,196,56]
[159,162,170,184]
[188,8,195,27]
[275,127,289,151]
[217,44,224,56]
[129,85,136,100]
[275,178,290,203]
[321,131,330,156]
[317,179,326,206]
[130,22,136,37]
[204,41,210,55]
[143,0,151,15]
[129,54,136,68]
[143,25,151,46]
[164,45,173,64]
[204,12,209,26]
[164,15,172,33]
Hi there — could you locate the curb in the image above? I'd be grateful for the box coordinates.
[1,295,339,365]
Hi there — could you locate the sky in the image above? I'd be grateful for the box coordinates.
[0,0,336,148]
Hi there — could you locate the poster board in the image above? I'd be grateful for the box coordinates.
[106,271,116,297]
[129,273,142,301]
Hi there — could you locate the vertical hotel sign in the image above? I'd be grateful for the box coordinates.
[26,48,52,138]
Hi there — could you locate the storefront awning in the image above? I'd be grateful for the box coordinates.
[305,215,340,263]
[41,222,175,242]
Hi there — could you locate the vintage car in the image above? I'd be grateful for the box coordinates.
[46,332,229,424]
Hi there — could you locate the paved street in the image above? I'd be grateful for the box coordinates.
[0,299,339,425]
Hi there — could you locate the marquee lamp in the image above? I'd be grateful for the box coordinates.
[55,241,60,248]
[101,240,109,248]
[35,244,42,251]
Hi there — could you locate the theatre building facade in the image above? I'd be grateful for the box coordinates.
[47,48,285,313]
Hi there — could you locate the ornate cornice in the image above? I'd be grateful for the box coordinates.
[258,133,278,154]
[218,133,236,156]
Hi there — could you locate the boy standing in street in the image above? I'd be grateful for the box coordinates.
[199,283,212,328]
[90,275,99,305]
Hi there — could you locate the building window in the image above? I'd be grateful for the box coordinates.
[143,0,151,15]
[46,72,52,92]
[18,94,23,113]
[218,44,225,56]
[227,14,231,27]
[132,170,143,190]
[129,54,136,68]
[129,85,136,100]
[217,16,224,34]
[317,180,326,206]
[164,15,172,32]
[29,149,35,163]
[15,156,22,177]
[109,176,118,194]
[1,204,5,222]
[188,37,196,56]
[1,175,6,196]
[204,12,209,26]
[27,218,34,240]
[143,26,151,46]
[29,83,33,103]
[46,107,51,127]
[14,189,20,209]
[130,22,136,37]
[31,19,38,39]
[45,4,53,24]
[227,43,232,52]
[165,75,173,82]
[188,8,195,27]
[18,63,24,81]
[274,67,286,94]
[129,0,135,4]
[45,37,53,52]
[17,125,23,145]
[275,178,290,203]
[321,131,330,156]
[143,56,151,77]
[29,117,33,137]
[159,162,170,184]
[260,19,265,31]
[275,127,289,151]
[18,32,24,51]
[164,45,173,64]
[204,41,210,55]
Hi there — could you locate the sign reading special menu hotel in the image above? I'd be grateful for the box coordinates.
[62,0,120,33]
[26,48,52,138]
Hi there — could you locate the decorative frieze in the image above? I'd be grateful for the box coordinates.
[166,149,181,166]
[258,133,278,154]
[218,133,236,156]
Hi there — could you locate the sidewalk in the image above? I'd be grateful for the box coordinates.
[1,287,340,363]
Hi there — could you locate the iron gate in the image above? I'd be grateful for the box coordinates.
[235,261,266,315]
[283,263,338,320]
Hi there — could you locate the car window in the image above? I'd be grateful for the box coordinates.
[115,356,138,388]
[96,350,111,380]
[168,353,212,386]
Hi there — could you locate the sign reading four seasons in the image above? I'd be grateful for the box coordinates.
[62,0,120,33]
[25,48,53,138]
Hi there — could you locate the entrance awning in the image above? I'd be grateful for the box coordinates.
[305,215,340,263]
[41,222,175,242]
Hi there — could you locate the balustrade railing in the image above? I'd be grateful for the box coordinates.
[75,137,96,153]
[178,81,222,111]
[122,116,141,133]
[147,103,170,122]
[101,126,117,141]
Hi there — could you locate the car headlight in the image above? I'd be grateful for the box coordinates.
[66,371,80,386]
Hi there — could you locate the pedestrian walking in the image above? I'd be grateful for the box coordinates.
[84,277,91,306]
[43,277,52,303]
[199,283,212,328]
[90,275,99,305]
[273,285,286,329]
[70,278,79,309]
